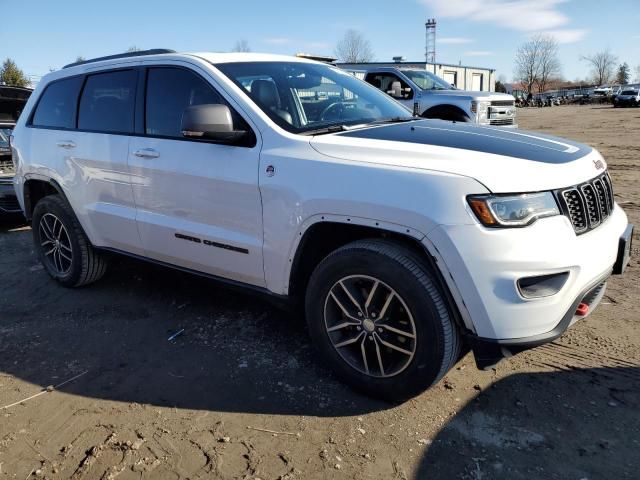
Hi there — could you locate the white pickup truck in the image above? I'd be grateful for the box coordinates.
[347,67,517,127]
[11,50,632,401]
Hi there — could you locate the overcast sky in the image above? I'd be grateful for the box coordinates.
[3,0,639,84]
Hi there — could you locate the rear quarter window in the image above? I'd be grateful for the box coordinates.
[31,76,83,129]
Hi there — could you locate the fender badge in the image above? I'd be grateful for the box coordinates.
[593,159,604,170]
[265,165,275,177]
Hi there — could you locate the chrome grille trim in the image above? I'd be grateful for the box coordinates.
[556,172,614,235]
[490,100,515,107]
[489,118,515,126]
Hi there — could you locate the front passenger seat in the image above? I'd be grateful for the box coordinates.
[250,80,293,124]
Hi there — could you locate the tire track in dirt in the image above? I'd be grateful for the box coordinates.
[529,343,640,383]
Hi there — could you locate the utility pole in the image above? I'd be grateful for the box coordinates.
[425,18,436,73]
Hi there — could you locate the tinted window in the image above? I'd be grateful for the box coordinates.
[31,76,83,129]
[145,67,228,137]
[78,70,137,133]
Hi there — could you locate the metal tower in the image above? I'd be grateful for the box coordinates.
[425,18,436,64]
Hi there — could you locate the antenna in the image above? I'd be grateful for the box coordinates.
[425,18,436,64]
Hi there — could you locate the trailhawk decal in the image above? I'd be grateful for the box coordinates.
[337,120,592,163]
[174,233,249,254]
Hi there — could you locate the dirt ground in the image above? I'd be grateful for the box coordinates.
[1,105,638,480]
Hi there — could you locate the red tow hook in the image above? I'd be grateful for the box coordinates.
[576,302,590,316]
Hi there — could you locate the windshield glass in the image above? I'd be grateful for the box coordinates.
[0,127,12,148]
[402,70,453,90]
[215,61,412,133]
[621,90,637,95]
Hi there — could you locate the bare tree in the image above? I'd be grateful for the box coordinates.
[514,36,542,95]
[581,49,618,86]
[334,30,374,63]
[514,34,561,95]
[232,40,251,52]
[635,65,640,83]
[535,36,561,93]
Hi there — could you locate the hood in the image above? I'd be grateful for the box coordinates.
[423,90,513,102]
[309,120,606,193]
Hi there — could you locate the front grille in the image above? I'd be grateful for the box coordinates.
[490,100,515,107]
[556,172,614,235]
[489,118,515,126]
[0,157,14,175]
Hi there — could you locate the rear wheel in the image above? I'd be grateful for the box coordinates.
[305,239,460,401]
[32,194,107,287]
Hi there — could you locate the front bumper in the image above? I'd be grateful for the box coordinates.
[426,205,631,357]
[468,276,608,369]
[469,220,631,368]
[0,177,21,214]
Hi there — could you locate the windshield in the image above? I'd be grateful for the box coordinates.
[402,70,453,90]
[0,127,12,148]
[215,61,412,134]
[621,90,637,95]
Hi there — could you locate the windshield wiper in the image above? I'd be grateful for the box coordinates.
[300,124,350,136]
[367,116,420,125]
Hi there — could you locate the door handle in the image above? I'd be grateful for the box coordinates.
[56,141,76,148]
[133,148,160,159]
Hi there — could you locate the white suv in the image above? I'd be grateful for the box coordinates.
[11,50,633,401]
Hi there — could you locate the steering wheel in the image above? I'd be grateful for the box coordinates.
[319,102,347,122]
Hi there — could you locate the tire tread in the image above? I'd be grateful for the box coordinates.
[33,194,107,287]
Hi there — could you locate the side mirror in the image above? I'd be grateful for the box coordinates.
[387,81,411,99]
[387,81,403,98]
[181,104,247,143]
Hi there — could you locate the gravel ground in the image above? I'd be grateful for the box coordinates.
[0,105,638,480]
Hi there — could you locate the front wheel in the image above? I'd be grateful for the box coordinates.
[305,239,461,401]
[32,194,107,287]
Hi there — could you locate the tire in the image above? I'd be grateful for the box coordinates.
[32,194,107,287]
[305,239,460,402]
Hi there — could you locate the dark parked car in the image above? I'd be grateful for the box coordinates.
[0,85,32,215]
[614,89,640,108]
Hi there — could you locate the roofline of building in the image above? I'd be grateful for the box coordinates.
[336,61,495,72]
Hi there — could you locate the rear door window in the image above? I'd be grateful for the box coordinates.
[31,76,83,129]
[78,70,137,134]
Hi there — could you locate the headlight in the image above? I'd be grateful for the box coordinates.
[471,101,490,124]
[467,192,560,227]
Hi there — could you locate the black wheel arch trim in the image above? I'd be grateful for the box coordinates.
[287,218,468,334]
[23,175,69,220]
[421,104,470,121]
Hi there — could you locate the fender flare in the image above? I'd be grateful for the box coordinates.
[283,214,476,333]
[22,174,69,220]
[284,213,425,290]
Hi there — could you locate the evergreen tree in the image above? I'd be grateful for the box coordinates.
[0,58,29,87]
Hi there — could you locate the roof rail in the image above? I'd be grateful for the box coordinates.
[63,49,176,69]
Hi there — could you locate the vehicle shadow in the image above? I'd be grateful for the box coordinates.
[0,229,389,417]
[414,366,640,479]
[0,214,28,232]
